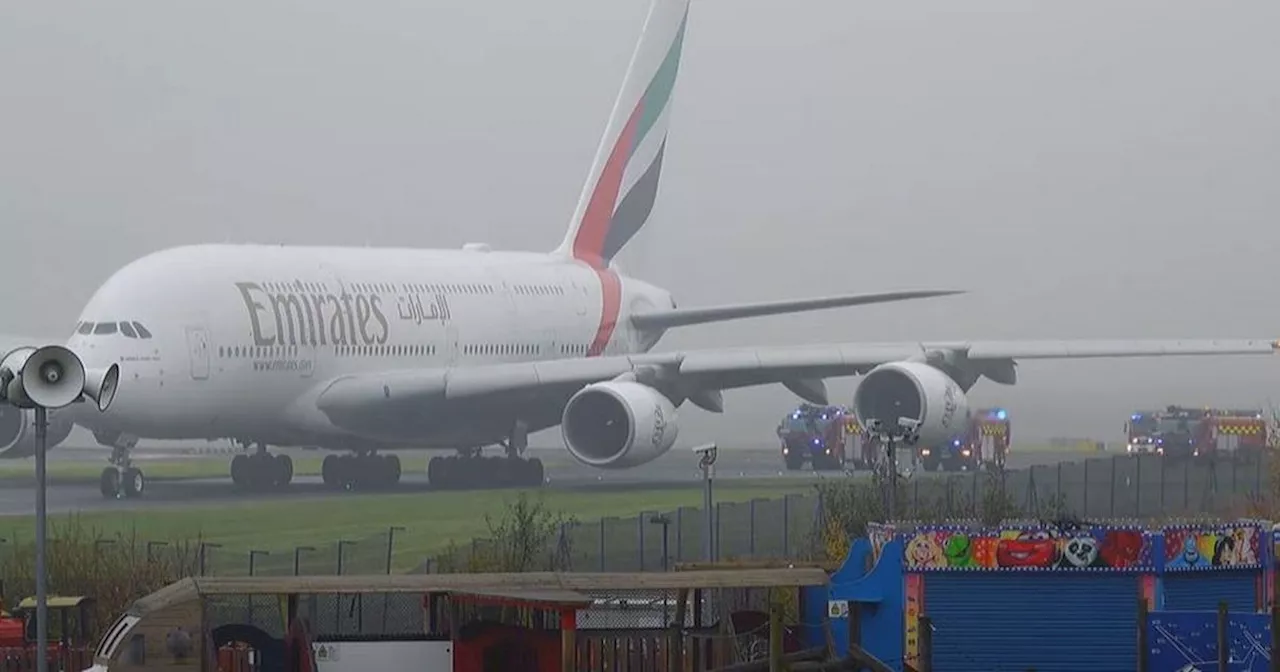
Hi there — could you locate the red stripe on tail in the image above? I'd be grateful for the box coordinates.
[572,105,643,267]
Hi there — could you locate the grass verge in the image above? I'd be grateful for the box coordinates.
[0,480,816,569]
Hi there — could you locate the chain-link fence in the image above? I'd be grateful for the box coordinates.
[419,451,1271,573]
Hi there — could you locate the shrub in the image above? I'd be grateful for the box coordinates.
[0,513,198,641]
[432,492,576,573]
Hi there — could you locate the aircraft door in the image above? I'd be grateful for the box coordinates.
[185,326,210,381]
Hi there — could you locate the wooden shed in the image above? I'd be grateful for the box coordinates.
[87,568,828,671]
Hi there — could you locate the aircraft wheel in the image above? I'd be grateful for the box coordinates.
[526,458,544,486]
[322,454,340,487]
[427,456,443,488]
[123,468,145,498]
[99,467,121,498]
[275,454,294,486]
[384,454,402,487]
[230,454,249,487]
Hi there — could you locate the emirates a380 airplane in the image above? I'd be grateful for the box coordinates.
[36,0,1276,498]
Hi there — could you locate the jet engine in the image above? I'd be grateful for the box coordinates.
[561,381,679,469]
[0,406,74,459]
[852,361,971,447]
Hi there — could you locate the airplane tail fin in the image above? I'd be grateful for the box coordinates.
[551,0,690,268]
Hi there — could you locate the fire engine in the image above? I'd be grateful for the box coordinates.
[1125,410,1161,454]
[777,404,848,471]
[918,407,1011,472]
[1126,406,1270,461]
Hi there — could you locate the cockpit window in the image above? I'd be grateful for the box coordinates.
[119,322,137,338]
[93,322,118,335]
[76,322,94,335]
[133,322,152,339]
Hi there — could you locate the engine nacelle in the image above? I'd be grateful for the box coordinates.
[561,381,679,469]
[0,406,74,459]
[852,361,971,447]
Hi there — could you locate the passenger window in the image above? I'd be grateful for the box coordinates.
[77,322,94,335]
[93,322,118,335]
[133,322,153,339]
[119,322,138,338]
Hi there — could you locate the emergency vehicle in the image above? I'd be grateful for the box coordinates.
[1125,410,1161,454]
[1191,410,1268,461]
[918,407,1011,472]
[1127,406,1270,461]
[777,404,848,471]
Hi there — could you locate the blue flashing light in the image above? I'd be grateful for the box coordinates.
[1132,414,1142,420]
[792,412,802,419]
[994,409,1007,420]
[952,439,961,446]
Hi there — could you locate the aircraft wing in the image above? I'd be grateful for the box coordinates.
[314,338,1278,421]
[629,289,964,330]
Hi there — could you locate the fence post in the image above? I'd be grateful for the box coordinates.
[1217,601,1228,672]
[675,507,684,562]
[1083,459,1090,518]
[638,512,647,571]
[1109,457,1117,517]
[1137,596,1149,672]
[598,518,606,572]
[918,615,933,672]
[1160,457,1166,512]
[749,499,756,557]
[1135,454,1142,518]
[1184,459,1191,513]
[782,495,790,557]
[1056,462,1063,508]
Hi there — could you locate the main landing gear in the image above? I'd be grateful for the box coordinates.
[230,443,294,490]
[99,441,146,499]
[321,452,402,491]
[427,430,545,490]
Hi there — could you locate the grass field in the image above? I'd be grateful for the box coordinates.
[0,480,818,568]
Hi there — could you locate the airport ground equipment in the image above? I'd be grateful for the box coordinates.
[917,407,1010,472]
[811,519,1275,672]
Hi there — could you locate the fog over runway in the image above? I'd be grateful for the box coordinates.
[0,444,1092,516]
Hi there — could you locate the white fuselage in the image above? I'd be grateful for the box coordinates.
[64,244,673,449]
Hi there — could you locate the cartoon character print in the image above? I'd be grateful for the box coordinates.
[943,534,973,568]
[906,534,945,569]
[1166,534,1210,569]
[1055,534,1103,569]
[1099,530,1145,568]
[995,529,1060,568]
[970,536,997,568]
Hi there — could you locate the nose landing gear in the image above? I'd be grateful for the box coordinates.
[98,438,145,499]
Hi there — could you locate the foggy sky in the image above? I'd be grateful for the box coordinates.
[2,0,1277,447]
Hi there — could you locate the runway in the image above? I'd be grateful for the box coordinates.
[0,445,1096,516]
